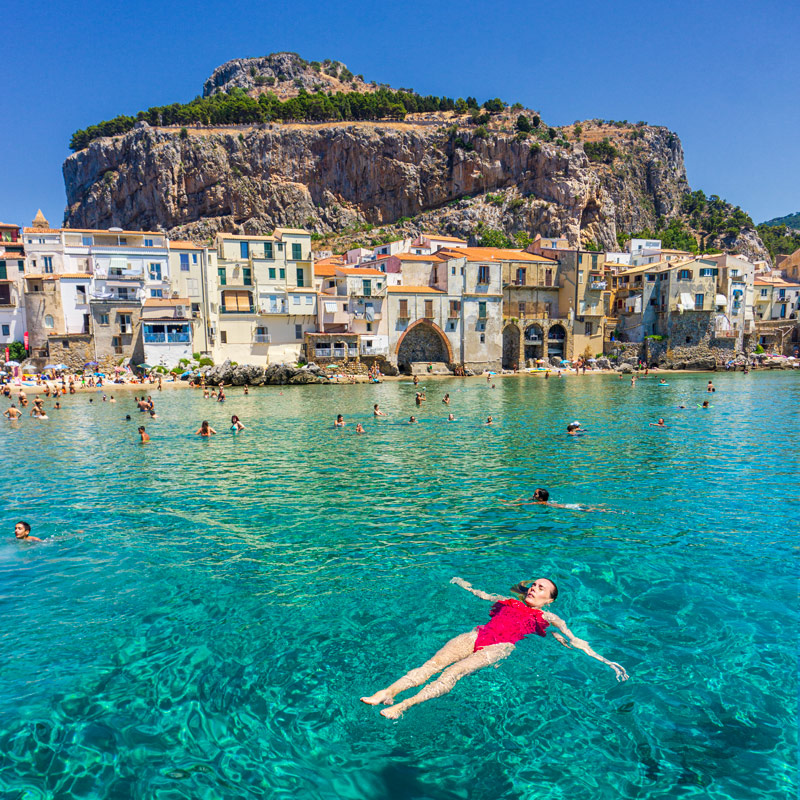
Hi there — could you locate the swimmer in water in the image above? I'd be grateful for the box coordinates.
[360,576,627,719]
[196,420,217,436]
[4,404,22,420]
[230,414,245,432]
[54,402,61,409]
[701,400,710,409]
[415,393,422,406]
[566,421,583,436]
[334,414,346,428]
[659,379,667,385]
[447,413,456,422]
[243,385,249,395]
[408,415,417,424]
[356,423,365,434]
[707,380,715,393]
[138,426,150,443]
[14,521,43,542]
[486,416,494,425]
[505,488,605,511]
[649,418,666,428]
[373,404,387,417]
[443,394,450,405]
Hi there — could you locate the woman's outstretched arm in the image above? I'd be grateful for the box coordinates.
[449,577,508,602]
[543,611,629,681]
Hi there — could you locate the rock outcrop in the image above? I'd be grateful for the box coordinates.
[202,359,329,386]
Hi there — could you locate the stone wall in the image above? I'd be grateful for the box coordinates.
[46,334,94,371]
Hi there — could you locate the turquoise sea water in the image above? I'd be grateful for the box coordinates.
[0,372,797,799]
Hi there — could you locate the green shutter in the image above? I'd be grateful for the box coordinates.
[0,261,6,280]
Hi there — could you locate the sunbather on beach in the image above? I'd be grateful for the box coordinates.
[361,576,627,719]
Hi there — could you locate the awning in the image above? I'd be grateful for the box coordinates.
[324,301,338,313]
[109,257,128,272]
[365,305,375,322]
[715,294,728,306]
[678,292,694,310]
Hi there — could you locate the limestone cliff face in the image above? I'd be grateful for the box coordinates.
[63,121,695,251]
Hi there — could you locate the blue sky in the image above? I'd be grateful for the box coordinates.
[1,0,797,229]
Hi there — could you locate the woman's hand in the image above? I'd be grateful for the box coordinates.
[608,661,629,682]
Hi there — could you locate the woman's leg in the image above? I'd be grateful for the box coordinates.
[361,630,478,705]
[380,642,515,719]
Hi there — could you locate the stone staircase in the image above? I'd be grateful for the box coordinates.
[409,361,452,375]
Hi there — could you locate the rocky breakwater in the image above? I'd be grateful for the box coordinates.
[201,360,329,386]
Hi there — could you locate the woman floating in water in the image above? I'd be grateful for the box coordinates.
[361,577,628,719]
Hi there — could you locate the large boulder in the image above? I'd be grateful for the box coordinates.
[288,371,327,384]
[266,363,294,385]
[595,357,611,370]
[685,357,717,371]
[763,356,787,369]
[618,362,634,373]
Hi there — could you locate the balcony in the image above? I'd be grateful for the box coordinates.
[360,346,385,356]
[143,332,191,344]
[220,306,255,314]
[524,335,542,344]
[588,281,608,291]
[253,333,271,344]
[258,304,287,315]
[106,272,145,282]
[314,347,333,358]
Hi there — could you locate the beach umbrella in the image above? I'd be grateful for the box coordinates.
[5,360,20,367]
[85,361,99,367]
[137,363,152,370]
[44,364,58,369]
[22,366,38,373]
[94,372,106,377]
[180,370,192,377]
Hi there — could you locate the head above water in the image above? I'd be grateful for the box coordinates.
[14,521,31,539]
[532,488,549,502]
[510,578,558,607]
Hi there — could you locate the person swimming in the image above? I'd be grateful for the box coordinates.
[231,414,245,432]
[356,422,365,434]
[650,418,666,428]
[14,521,43,542]
[707,380,716,393]
[408,415,417,424]
[360,576,627,719]
[443,394,450,405]
[334,414,345,428]
[567,421,584,435]
[447,413,456,422]
[373,404,387,417]
[196,420,217,436]
[486,416,493,425]
[138,426,150,443]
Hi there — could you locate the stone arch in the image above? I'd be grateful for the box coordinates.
[547,323,567,360]
[502,324,521,369]
[396,320,453,372]
[524,323,544,362]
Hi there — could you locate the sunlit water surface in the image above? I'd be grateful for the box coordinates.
[0,372,797,799]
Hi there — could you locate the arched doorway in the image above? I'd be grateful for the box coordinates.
[396,321,452,373]
[502,324,520,369]
[548,324,566,360]
[524,323,544,362]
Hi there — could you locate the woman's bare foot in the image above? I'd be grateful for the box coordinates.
[380,704,405,720]
[360,690,394,706]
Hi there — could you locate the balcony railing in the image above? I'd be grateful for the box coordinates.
[505,302,553,318]
[253,334,271,343]
[258,305,287,314]
[220,307,256,314]
[360,346,385,355]
[588,281,608,291]
[143,332,191,344]
[315,347,333,358]
[524,336,542,344]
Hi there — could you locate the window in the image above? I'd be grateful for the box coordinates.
[111,336,121,352]
[518,301,526,316]
[730,269,739,277]
[254,325,269,343]
[480,333,485,343]
[446,320,457,331]
[276,242,283,252]
[292,243,302,260]
[240,242,249,258]
[265,242,273,259]
[192,253,198,264]
[585,321,593,336]
[82,235,93,246]
[451,266,456,275]
[268,267,276,279]
[218,267,227,286]
[222,290,253,312]
[478,301,487,319]
[478,265,490,284]
[578,270,584,284]
[678,269,692,280]
[76,285,87,303]
[243,267,252,286]
[119,314,132,333]
[296,267,305,287]
[699,268,716,277]
[650,298,658,306]
[279,268,285,279]
[516,267,526,285]
[305,295,313,305]
[150,289,163,298]
[424,299,434,318]
[44,315,54,329]
[43,256,53,273]
[780,304,786,318]
[149,263,162,280]
[119,238,127,246]
[191,303,200,314]
[460,267,465,276]
[295,324,303,340]
[186,278,199,297]
[292,295,301,305]
[179,253,190,271]
[694,293,704,309]
[1,324,8,336]
[591,254,599,269]
[362,279,372,296]
[220,330,227,344]
[760,288,768,297]
[99,314,109,325]
[144,238,153,247]
[477,321,486,331]
[366,322,373,332]
[545,268,552,286]
[646,274,656,282]
[398,299,409,317]
[449,300,461,318]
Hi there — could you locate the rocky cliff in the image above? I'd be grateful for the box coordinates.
[62,57,767,259]
[64,119,695,251]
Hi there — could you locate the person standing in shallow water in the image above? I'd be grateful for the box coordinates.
[361,577,628,719]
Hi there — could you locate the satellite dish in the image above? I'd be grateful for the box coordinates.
[108,227,123,232]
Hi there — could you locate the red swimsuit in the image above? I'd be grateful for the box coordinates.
[473,598,549,651]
